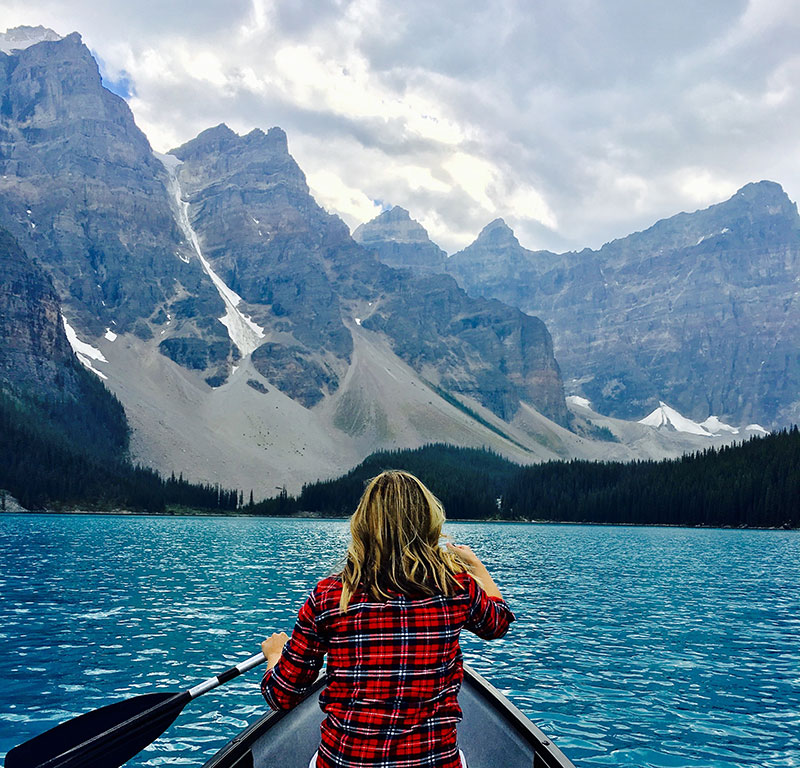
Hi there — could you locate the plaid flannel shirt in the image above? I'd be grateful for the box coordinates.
[261,571,515,768]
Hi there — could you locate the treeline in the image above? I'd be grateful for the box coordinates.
[1,386,240,513]
[251,431,799,529]
[502,428,799,528]
[251,444,520,518]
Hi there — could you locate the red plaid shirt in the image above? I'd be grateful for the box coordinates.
[261,571,514,768]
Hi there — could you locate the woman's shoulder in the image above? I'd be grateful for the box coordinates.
[312,575,343,606]
[452,569,476,592]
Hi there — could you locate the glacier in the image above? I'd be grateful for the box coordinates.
[156,152,266,358]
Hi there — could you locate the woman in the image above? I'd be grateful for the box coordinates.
[261,470,514,768]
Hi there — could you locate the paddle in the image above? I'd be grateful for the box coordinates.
[6,650,268,768]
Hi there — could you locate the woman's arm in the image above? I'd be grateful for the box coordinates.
[261,591,327,710]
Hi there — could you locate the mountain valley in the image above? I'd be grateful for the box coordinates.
[0,26,790,500]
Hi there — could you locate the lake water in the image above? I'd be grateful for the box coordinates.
[0,515,798,767]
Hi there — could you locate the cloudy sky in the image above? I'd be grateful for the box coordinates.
[2,0,799,252]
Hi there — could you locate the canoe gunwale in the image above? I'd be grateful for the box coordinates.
[201,673,326,768]
[202,665,576,768]
[461,666,576,768]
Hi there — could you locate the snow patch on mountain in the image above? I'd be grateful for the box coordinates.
[695,228,730,246]
[745,424,769,435]
[567,395,592,409]
[639,401,711,436]
[700,415,739,435]
[157,152,265,357]
[0,25,61,53]
[62,317,108,379]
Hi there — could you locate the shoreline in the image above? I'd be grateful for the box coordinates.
[1,508,796,532]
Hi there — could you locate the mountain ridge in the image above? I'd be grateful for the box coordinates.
[362,180,800,428]
[0,30,584,492]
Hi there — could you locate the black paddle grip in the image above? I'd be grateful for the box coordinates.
[216,667,242,685]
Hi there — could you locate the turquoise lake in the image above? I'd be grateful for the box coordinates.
[0,515,798,767]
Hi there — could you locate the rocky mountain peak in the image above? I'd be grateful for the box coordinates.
[263,126,289,153]
[173,123,238,158]
[354,206,432,245]
[352,206,446,273]
[475,218,520,248]
[383,205,411,221]
[732,180,798,217]
[447,180,800,428]
[172,123,297,171]
[0,25,62,53]
[0,30,213,338]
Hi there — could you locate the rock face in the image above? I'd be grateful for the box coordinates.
[165,123,569,425]
[444,182,800,427]
[353,207,447,274]
[445,219,555,296]
[361,273,566,423]
[0,27,571,490]
[0,227,74,393]
[170,123,355,371]
[0,227,127,454]
[0,31,222,341]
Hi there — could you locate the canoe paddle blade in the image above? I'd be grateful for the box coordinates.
[6,650,266,768]
[5,691,190,768]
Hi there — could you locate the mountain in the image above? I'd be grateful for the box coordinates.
[0,226,128,458]
[0,29,584,494]
[0,29,222,344]
[0,25,61,53]
[353,206,447,274]
[164,122,569,425]
[434,183,800,429]
[444,218,557,301]
[639,401,722,436]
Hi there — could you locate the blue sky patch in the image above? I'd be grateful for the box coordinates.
[92,49,135,100]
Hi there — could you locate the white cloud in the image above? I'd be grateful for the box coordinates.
[2,0,799,253]
[674,168,737,207]
[306,169,383,227]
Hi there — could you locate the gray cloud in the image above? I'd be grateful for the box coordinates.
[1,0,798,253]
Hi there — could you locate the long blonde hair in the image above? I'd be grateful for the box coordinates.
[339,470,466,612]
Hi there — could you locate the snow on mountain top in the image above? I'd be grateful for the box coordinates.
[700,415,739,435]
[639,401,711,436]
[0,26,61,54]
[567,395,592,409]
[745,424,769,434]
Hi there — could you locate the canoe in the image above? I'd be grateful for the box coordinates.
[203,664,576,768]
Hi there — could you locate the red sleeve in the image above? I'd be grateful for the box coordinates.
[261,586,328,710]
[463,574,515,639]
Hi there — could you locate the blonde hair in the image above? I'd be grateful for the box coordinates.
[339,470,466,612]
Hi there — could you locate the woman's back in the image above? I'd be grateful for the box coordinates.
[264,572,513,768]
[260,470,514,768]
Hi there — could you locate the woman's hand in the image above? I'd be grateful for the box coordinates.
[446,542,483,570]
[446,542,504,599]
[262,631,290,670]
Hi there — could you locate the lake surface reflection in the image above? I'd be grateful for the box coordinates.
[0,515,798,767]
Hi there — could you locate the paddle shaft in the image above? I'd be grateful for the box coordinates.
[188,650,267,698]
[7,650,268,768]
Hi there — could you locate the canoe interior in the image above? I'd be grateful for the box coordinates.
[203,665,575,768]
